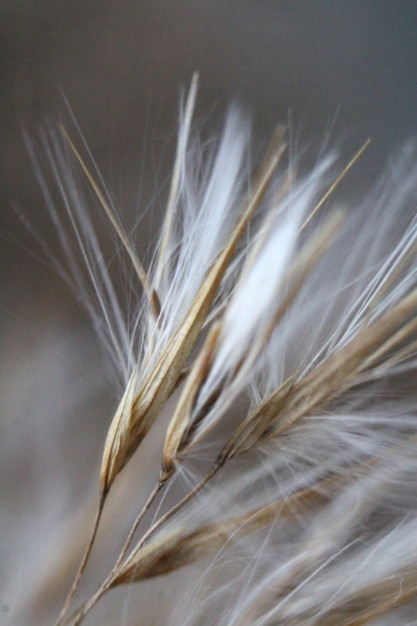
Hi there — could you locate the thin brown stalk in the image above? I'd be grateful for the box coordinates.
[54,491,105,626]
[70,468,361,626]
[68,465,219,625]
[119,464,220,573]
[64,479,165,625]
[112,479,165,572]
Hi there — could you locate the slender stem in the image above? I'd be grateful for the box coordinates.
[123,464,220,569]
[113,479,164,571]
[55,490,106,625]
[65,576,113,626]
[63,480,164,625]
[67,463,220,625]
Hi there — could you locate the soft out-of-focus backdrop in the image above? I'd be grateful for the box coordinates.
[2,2,417,624]
[3,1,417,316]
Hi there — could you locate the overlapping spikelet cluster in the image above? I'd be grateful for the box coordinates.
[29,77,417,624]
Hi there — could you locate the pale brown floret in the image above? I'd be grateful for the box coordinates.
[100,124,287,494]
[220,286,417,462]
[162,321,221,479]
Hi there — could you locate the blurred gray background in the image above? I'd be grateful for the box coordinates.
[1,2,417,623]
[2,1,417,315]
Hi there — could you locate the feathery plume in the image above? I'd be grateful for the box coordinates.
[24,77,417,625]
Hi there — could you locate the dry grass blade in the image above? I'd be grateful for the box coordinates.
[236,558,417,626]
[66,466,363,624]
[56,370,139,624]
[219,377,295,464]
[55,82,196,621]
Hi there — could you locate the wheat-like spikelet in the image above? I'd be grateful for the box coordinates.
[23,76,417,625]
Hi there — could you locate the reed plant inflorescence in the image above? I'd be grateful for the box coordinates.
[22,75,417,625]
